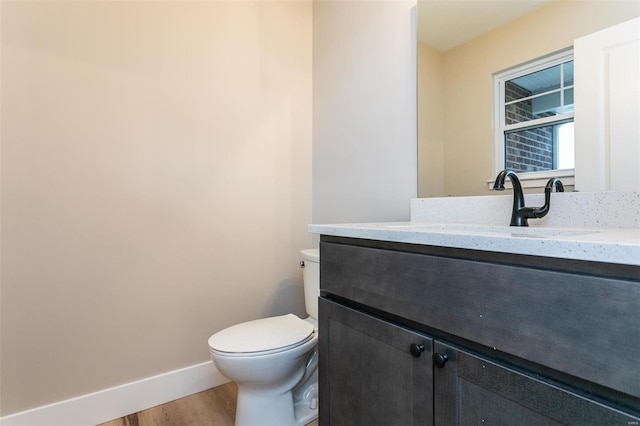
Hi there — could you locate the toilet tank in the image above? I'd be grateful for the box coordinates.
[301,249,320,320]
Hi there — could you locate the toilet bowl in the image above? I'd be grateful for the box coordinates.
[208,249,320,426]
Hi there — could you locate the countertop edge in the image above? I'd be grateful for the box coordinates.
[308,223,640,267]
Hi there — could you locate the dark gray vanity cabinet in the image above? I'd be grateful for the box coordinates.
[434,341,637,425]
[318,298,433,425]
[318,236,640,426]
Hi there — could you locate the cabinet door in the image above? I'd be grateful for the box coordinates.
[319,298,434,426]
[433,341,640,425]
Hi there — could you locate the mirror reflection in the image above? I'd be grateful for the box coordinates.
[417,0,640,198]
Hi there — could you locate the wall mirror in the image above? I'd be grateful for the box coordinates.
[417,0,640,198]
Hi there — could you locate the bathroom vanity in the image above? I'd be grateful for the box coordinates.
[310,192,640,425]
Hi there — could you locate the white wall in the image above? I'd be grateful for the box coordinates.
[1,1,312,416]
[312,1,418,224]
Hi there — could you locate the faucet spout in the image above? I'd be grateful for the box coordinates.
[493,169,528,226]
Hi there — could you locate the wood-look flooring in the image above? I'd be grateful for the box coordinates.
[98,382,319,426]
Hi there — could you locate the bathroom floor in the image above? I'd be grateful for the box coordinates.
[98,382,319,426]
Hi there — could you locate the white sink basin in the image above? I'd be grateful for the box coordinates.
[385,223,599,238]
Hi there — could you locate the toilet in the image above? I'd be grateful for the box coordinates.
[208,249,320,426]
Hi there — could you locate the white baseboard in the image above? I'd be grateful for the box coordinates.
[0,361,230,426]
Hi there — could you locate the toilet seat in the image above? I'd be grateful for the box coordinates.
[208,314,315,357]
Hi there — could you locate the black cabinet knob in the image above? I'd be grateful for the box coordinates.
[433,352,449,368]
[409,343,425,358]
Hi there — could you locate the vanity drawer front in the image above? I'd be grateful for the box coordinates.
[320,241,640,399]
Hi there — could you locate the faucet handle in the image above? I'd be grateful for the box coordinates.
[545,178,564,193]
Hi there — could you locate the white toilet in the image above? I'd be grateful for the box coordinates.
[208,249,320,426]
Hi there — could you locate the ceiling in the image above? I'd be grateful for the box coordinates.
[417,0,555,52]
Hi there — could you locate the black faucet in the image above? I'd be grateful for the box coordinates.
[493,170,564,226]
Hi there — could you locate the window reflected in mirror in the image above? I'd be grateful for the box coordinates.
[504,121,574,173]
[496,51,574,173]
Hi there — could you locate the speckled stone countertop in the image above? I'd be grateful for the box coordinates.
[309,191,640,266]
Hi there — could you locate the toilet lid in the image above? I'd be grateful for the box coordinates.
[208,314,314,354]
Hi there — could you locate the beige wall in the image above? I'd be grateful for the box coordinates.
[418,42,444,198]
[419,1,640,197]
[1,1,311,415]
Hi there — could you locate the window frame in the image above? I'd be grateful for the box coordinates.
[490,48,575,189]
